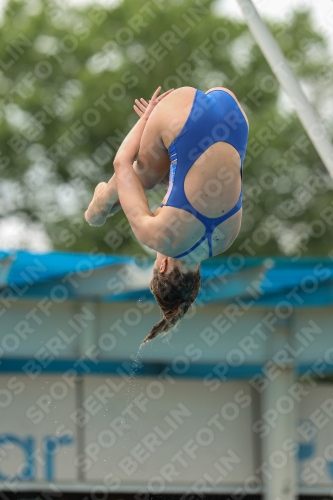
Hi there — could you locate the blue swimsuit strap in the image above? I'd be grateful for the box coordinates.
[173,234,208,259]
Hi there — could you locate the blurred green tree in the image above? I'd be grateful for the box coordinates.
[1,0,332,259]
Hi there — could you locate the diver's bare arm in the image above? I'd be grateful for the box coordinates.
[114,158,162,246]
[114,86,173,165]
[85,110,150,227]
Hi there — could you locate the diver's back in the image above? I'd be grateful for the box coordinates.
[159,87,248,220]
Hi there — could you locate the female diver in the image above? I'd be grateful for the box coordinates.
[85,86,249,343]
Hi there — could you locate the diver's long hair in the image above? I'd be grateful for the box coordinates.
[142,265,201,343]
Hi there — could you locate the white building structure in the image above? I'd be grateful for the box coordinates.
[0,250,333,499]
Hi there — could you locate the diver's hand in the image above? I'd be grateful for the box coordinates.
[85,182,121,226]
[133,86,174,119]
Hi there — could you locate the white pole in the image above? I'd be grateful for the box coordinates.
[261,317,297,500]
[236,0,333,179]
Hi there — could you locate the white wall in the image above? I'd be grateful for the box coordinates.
[1,374,333,493]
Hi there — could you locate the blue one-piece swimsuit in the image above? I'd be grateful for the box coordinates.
[160,88,249,259]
